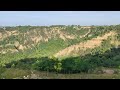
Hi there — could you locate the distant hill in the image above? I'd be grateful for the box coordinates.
[0,25,120,66]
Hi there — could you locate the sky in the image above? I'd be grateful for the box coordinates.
[0,11,120,26]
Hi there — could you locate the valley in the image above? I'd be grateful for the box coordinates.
[0,25,120,79]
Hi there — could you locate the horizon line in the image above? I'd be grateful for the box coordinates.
[0,24,120,27]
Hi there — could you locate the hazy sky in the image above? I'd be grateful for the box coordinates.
[0,11,120,26]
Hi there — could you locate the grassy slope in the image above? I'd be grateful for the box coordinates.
[0,25,120,65]
[0,25,120,79]
[0,26,94,65]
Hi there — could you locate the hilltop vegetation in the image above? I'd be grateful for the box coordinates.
[0,25,120,79]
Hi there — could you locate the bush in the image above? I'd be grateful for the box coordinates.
[32,57,55,72]
[61,57,95,73]
[76,60,93,73]
[61,58,76,73]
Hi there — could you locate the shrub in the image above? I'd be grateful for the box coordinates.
[32,57,55,72]
[61,58,76,73]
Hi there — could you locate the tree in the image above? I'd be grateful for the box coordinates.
[54,61,62,73]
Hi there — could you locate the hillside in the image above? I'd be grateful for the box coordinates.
[54,31,117,58]
[0,25,120,79]
[0,25,120,62]
[0,25,89,54]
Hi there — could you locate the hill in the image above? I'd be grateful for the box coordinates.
[0,25,120,79]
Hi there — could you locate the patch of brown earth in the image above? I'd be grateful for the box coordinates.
[0,30,19,41]
[44,29,75,41]
[14,41,20,47]
[31,37,41,43]
[11,31,19,35]
[54,31,117,57]
[18,45,25,50]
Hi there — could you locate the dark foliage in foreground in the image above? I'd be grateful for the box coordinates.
[5,47,120,74]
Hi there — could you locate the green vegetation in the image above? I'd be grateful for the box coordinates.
[3,48,120,75]
[0,25,120,79]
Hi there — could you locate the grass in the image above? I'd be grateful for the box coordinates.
[1,68,120,79]
[0,68,31,79]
